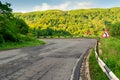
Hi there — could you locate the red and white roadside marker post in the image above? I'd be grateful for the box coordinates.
[101,29,110,54]
[102,29,110,38]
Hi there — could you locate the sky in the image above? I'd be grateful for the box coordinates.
[1,0,120,13]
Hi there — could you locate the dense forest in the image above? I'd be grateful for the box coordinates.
[14,8,120,37]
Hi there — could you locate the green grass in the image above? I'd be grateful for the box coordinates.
[0,39,45,50]
[89,49,108,80]
[89,37,120,80]
[100,37,120,78]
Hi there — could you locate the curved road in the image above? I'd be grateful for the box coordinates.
[0,39,96,80]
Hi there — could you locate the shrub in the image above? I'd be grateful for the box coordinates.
[0,35,4,43]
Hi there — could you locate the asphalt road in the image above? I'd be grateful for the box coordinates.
[0,39,96,80]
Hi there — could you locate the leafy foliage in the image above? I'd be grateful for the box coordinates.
[14,8,120,37]
[109,22,120,36]
[0,1,29,43]
[15,18,29,34]
[0,1,12,18]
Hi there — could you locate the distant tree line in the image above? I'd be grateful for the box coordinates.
[14,8,120,37]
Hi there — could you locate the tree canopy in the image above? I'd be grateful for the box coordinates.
[0,1,29,43]
[14,8,120,37]
[0,1,12,18]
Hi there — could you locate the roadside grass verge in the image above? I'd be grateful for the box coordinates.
[89,37,120,80]
[0,39,45,50]
[100,37,120,78]
[89,49,108,80]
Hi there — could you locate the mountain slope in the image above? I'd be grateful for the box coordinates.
[14,8,120,37]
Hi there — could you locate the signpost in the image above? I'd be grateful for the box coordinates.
[101,29,110,58]
[102,29,110,38]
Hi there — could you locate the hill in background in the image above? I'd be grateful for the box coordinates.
[14,8,120,37]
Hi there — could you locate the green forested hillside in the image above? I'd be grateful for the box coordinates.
[14,8,120,37]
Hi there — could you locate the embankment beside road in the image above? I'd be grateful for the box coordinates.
[89,37,120,80]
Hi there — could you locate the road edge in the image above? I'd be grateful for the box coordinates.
[70,48,92,80]
[85,49,91,80]
[70,51,85,80]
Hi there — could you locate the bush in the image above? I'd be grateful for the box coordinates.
[0,14,30,43]
[0,1,30,43]
[3,28,18,42]
[109,22,120,37]
[17,34,34,42]
[0,35,4,43]
[15,19,29,34]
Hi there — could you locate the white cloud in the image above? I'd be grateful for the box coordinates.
[33,2,71,11]
[75,2,93,9]
[33,1,93,11]
[13,10,28,13]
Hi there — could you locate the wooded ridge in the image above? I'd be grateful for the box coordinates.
[14,8,120,37]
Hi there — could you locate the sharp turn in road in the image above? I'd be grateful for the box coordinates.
[0,39,96,80]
